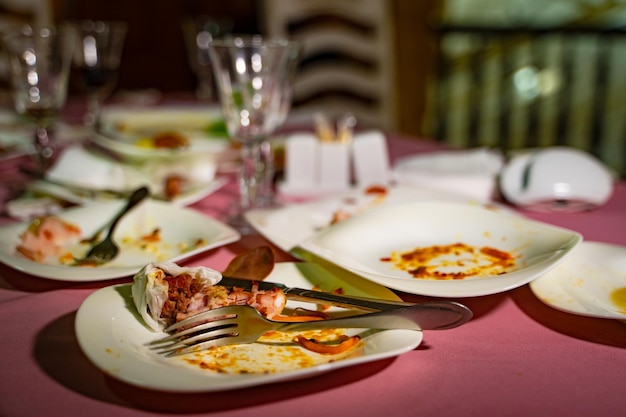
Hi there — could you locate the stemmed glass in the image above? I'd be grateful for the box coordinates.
[208,36,299,233]
[3,26,74,173]
[181,15,232,101]
[67,20,127,130]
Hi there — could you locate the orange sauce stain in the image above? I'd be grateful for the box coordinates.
[610,287,626,313]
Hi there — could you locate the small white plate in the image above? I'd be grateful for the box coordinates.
[0,199,240,281]
[94,106,238,164]
[246,184,511,253]
[28,177,227,207]
[530,241,626,319]
[75,262,422,393]
[299,201,581,297]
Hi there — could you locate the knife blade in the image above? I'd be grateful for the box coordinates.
[220,276,472,330]
[219,275,438,311]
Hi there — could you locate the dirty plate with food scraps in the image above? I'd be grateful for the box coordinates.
[298,201,582,297]
[245,183,514,254]
[0,199,240,281]
[530,241,626,319]
[93,105,239,167]
[75,262,422,392]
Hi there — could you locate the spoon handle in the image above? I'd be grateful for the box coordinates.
[105,186,150,238]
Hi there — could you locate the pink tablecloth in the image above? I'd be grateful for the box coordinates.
[0,133,625,417]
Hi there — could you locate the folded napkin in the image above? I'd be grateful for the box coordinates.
[392,148,504,202]
[45,145,217,196]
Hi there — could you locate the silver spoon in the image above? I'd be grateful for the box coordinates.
[74,186,150,266]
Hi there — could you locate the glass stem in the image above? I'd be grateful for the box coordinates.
[85,93,102,130]
[258,138,275,206]
[239,142,264,211]
[34,124,53,173]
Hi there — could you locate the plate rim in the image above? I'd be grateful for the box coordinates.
[297,200,582,297]
[245,184,516,253]
[0,199,240,281]
[75,263,422,392]
[529,241,626,319]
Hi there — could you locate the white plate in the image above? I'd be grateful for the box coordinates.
[530,241,626,319]
[28,176,227,207]
[299,201,581,297]
[246,184,512,253]
[94,106,238,164]
[75,262,422,392]
[0,199,240,281]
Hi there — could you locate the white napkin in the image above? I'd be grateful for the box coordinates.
[46,145,217,195]
[392,148,504,202]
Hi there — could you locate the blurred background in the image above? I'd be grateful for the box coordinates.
[1,0,626,177]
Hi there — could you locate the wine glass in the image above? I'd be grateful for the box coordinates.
[67,20,126,129]
[208,36,299,233]
[181,15,233,101]
[3,26,74,173]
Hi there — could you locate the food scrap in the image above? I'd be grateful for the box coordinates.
[164,175,186,200]
[610,287,626,314]
[294,334,360,355]
[136,131,189,149]
[182,328,361,374]
[132,262,363,365]
[381,242,517,280]
[329,185,389,226]
[16,216,81,262]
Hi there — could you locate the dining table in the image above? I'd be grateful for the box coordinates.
[0,97,625,417]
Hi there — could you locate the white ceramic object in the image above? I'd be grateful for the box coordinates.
[246,184,512,253]
[0,199,240,281]
[500,147,614,212]
[75,263,421,393]
[299,201,581,297]
[530,241,626,319]
[94,105,237,164]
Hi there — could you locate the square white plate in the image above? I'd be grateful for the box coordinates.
[0,199,240,281]
[245,184,511,253]
[530,241,626,319]
[75,262,422,392]
[94,105,238,164]
[299,201,582,297]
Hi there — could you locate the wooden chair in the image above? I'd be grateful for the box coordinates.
[261,0,397,130]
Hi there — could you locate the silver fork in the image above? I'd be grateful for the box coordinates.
[150,301,472,356]
[74,186,150,265]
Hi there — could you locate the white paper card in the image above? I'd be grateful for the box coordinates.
[318,142,350,192]
[352,131,390,187]
[283,133,318,190]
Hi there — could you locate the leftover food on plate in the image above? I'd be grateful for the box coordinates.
[16,216,81,262]
[75,262,420,391]
[132,262,284,331]
[0,200,240,281]
[299,201,581,297]
[381,242,516,280]
[328,185,389,225]
[132,262,356,355]
[15,216,206,267]
[136,131,190,149]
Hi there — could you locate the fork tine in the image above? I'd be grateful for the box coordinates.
[163,333,243,357]
[155,325,240,355]
[164,305,243,332]
[149,316,239,346]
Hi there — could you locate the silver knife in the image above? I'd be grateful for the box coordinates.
[219,276,473,330]
[219,275,412,311]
